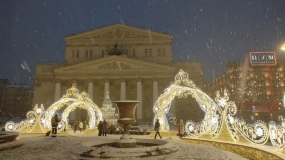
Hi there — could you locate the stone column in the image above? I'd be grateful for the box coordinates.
[120,79,126,100]
[169,80,176,115]
[153,79,158,106]
[72,79,77,88]
[136,78,143,120]
[54,79,61,102]
[70,79,77,121]
[88,79,94,100]
[104,79,109,97]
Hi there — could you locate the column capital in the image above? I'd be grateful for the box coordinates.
[103,78,110,82]
[136,77,143,82]
[71,78,77,83]
[152,78,159,82]
[87,78,94,83]
[55,78,62,83]
[120,78,126,82]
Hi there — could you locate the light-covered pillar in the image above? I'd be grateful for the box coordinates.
[104,79,109,97]
[136,78,143,120]
[120,79,126,100]
[153,79,158,105]
[54,79,61,102]
[88,79,94,100]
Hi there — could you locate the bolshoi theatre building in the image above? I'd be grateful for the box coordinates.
[33,24,203,122]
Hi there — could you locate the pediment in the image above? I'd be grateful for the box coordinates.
[54,56,175,73]
[64,24,172,41]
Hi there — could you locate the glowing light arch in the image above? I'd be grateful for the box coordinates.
[153,69,285,151]
[43,86,103,131]
[153,69,217,132]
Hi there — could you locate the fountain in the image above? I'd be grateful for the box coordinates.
[71,100,179,158]
[113,100,140,148]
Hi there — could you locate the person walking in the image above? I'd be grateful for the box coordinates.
[177,121,180,137]
[97,121,103,136]
[102,120,108,136]
[79,121,83,132]
[73,121,78,133]
[83,121,87,131]
[51,114,60,137]
[179,119,185,138]
[154,119,162,139]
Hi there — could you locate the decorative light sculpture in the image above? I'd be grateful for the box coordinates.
[5,104,46,133]
[101,92,116,119]
[153,69,285,150]
[44,86,103,132]
[5,86,103,133]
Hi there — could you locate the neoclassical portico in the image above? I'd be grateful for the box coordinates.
[33,24,203,122]
[51,56,175,120]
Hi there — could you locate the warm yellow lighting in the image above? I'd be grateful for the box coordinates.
[5,86,103,133]
[281,43,285,51]
[153,69,284,151]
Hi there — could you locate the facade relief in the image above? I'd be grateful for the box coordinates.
[89,29,150,40]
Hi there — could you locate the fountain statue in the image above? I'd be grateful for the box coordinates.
[113,100,140,148]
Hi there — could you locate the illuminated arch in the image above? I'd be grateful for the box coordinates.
[43,86,103,131]
[153,69,274,148]
[153,69,217,133]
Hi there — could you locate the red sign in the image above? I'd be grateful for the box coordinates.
[249,52,277,66]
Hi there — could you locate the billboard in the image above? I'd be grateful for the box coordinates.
[249,51,277,66]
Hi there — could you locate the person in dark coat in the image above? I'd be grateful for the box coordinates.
[102,120,108,136]
[154,119,162,139]
[97,121,103,136]
[74,121,78,133]
[51,114,60,137]
[83,121,87,131]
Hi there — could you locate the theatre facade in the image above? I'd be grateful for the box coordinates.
[33,24,203,122]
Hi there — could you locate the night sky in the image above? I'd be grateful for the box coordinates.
[1,0,284,85]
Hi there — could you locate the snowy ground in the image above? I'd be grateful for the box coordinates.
[0,131,248,160]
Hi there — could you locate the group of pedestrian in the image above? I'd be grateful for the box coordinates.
[73,121,88,133]
[97,120,116,136]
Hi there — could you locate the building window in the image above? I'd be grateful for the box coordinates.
[158,48,161,56]
[85,50,88,58]
[102,50,104,57]
[76,50,79,58]
[149,49,152,54]
[72,50,75,58]
[133,49,135,57]
[90,50,93,57]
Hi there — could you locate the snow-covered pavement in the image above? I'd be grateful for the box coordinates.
[0,131,250,160]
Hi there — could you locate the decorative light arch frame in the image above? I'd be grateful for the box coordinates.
[5,86,103,133]
[43,86,103,132]
[153,69,285,150]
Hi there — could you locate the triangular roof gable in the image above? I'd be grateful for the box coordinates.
[54,56,175,72]
[64,24,172,41]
